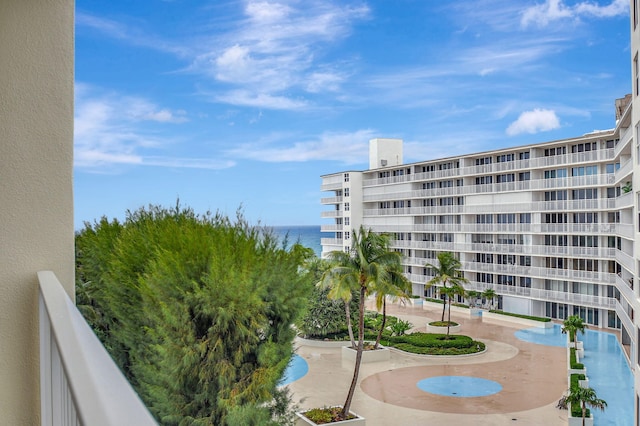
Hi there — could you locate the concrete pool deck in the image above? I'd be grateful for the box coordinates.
[287,300,569,426]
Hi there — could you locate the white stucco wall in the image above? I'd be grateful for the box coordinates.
[0,0,75,423]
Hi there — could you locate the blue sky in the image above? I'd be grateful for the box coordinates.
[75,0,631,228]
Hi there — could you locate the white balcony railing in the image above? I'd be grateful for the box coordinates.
[39,271,156,426]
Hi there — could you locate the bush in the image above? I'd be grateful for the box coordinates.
[429,320,458,327]
[488,310,551,322]
[570,348,585,370]
[302,407,355,424]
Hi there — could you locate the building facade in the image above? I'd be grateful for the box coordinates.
[322,3,640,421]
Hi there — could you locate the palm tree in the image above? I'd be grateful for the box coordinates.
[425,252,469,322]
[320,226,402,420]
[562,315,588,351]
[372,262,411,349]
[482,288,496,310]
[566,385,607,426]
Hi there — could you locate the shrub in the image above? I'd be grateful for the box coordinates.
[570,348,585,370]
[429,320,458,327]
[488,310,551,322]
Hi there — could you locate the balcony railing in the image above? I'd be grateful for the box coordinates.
[38,271,156,426]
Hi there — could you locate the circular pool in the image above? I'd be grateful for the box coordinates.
[416,376,502,397]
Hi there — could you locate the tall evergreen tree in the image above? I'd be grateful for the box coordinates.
[75,204,312,425]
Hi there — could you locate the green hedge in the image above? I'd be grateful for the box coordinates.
[488,310,551,322]
[424,297,444,304]
[570,348,584,370]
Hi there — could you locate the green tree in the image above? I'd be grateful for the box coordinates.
[320,226,402,420]
[372,262,411,349]
[439,283,466,337]
[562,315,588,351]
[425,252,469,322]
[75,204,312,425]
[482,288,496,310]
[566,385,607,426]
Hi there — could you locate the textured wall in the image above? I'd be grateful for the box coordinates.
[0,0,75,423]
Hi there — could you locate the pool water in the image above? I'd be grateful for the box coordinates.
[279,354,309,386]
[416,376,502,397]
[516,324,632,425]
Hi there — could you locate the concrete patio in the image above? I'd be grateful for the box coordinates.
[288,301,569,426]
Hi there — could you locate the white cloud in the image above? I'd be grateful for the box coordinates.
[506,108,561,135]
[225,129,377,163]
[521,0,628,28]
[190,1,370,108]
[214,90,308,109]
[75,83,234,170]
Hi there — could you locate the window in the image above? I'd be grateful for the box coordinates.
[475,176,492,185]
[546,257,568,269]
[573,212,598,223]
[545,190,568,201]
[476,214,493,224]
[544,213,567,223]
[520,213,531,223]
[519,256,531,267]
[476,273,493,283]
[605,163,619,174]
[423,182,435,189]
[496,173,515,183]
[344,173,350,182]
[572,259,598,272]
[496,214,515,224]
[439,197,454,206]
[571,142,597,153]
[518,172,530,181]
[545,235,568,246]
[572,235,598,248]
[476,253,493,263]
[571,188,598,199]
[497,275,516,285]
[544,147,566,156]
[344,202,350,211]
[496,153,515,163]
[475,157,492,165]
[519,151,530,160]
[497,254,516,265]
[438,180,453,188]
[344,231,350,240]
[571,166,597,176]
[344,188,349,197]
[544,169,567,179]
[344,217,350,226]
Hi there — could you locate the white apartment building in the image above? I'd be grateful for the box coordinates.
[322,3,640,421]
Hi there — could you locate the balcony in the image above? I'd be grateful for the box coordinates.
[38,271,156,425]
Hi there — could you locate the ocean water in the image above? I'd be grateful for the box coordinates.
[270,225,326,257]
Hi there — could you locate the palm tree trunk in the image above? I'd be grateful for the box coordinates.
[374,298,386,349]
[582,403,586,426]
[441,288,446,321]
[342,285,366,420]
[345,302,356,348]
[446,296,452,337]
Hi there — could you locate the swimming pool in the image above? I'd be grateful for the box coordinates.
[279,354,309,386]
[516,324,632,425]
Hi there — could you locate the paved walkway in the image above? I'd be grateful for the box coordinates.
[288,301,569,425]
